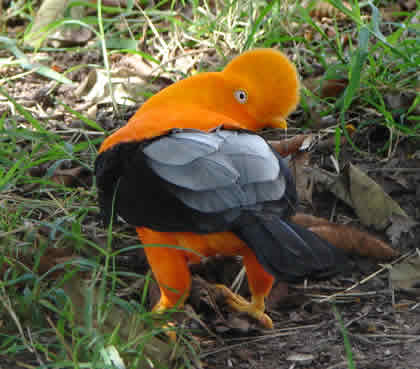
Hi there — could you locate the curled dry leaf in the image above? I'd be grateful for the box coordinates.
[290,150,313,205]
[309,1,351,21]
[76,67,148,107]
[291,213,397,260]
[50,166,92,188]
[268,134,311,157]
[303,76,349,99]
[291,213,331,228]
[270,135,314,204]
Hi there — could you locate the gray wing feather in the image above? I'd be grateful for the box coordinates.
[147,152,240,190]
[143,129,286,213]
[143,130,225,165]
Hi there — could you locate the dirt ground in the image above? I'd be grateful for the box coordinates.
[1,48,420,369]
[185,147,420,369]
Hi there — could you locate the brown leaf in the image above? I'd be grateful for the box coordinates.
[303,76,348,99]
[290,213,331,228]
[308,224,397,260]
[309,1,351,21]
[320,78,349,98]
[50,166,91,188]
[317,124,356,149]
[291,213,398,260]
[290,150,313,205]
[381,3,403,22]
[268,134,312,157]
[38,247,80,279]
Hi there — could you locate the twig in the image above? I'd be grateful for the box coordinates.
[319,251,413,303]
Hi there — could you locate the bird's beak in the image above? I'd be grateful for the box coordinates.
[267,115,287,129]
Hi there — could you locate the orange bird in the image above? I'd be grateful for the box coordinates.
[95,49,346,329]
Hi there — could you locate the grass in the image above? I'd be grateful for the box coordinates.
[0,0,419,368]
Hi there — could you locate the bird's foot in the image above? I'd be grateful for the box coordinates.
[213,284,273,329]
[152,301,178,342]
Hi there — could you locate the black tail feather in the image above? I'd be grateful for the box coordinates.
[234,213,348,282]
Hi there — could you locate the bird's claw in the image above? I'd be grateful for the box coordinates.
[213,284,273,329]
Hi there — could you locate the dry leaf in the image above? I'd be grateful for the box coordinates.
[320,78,349,98]
[348,164,408,230]
[269,134,312,157]
[303,76,348,99]
[309,1,351,21]
[286,353,315,363]
[310,164,409,230]
[381,4,403,22]
[307,166,353,206]
[290,151,313,205]
[76,67,148,106]
[386,214,418,246]
[24,0,68,48]
[308,224,397,260]
[291,213,397,260]
[390,254,420,291]
[50,166,91,188]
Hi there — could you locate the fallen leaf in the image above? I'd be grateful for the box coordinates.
[291,213,397,260]
[386,214,418,246]
[75,68,147,106]
[348,164,408,229]
[50,166,92,188]
[286,353,315,363]
[309,1,351,21]
[290,150,313,205]
[381,4,403,22]
[307,166,353,206]
[320,78,349,98]
[303,76,348,99]
[310,164,409,230]
[24,0,68,48]
[390,254,420,291]
[268,134,311,157]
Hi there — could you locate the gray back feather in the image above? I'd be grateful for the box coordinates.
[143,129,286,213]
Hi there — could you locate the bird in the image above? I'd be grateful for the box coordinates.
[95,48,347,330]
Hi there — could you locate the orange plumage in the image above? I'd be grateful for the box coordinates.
[95,49,346,329]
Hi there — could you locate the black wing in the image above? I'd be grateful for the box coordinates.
[95,128,296,233]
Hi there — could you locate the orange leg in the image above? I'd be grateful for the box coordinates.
[136,227,191,312]
[215,246,275,328]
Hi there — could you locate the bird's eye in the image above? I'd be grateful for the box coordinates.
[234,89,248,104]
